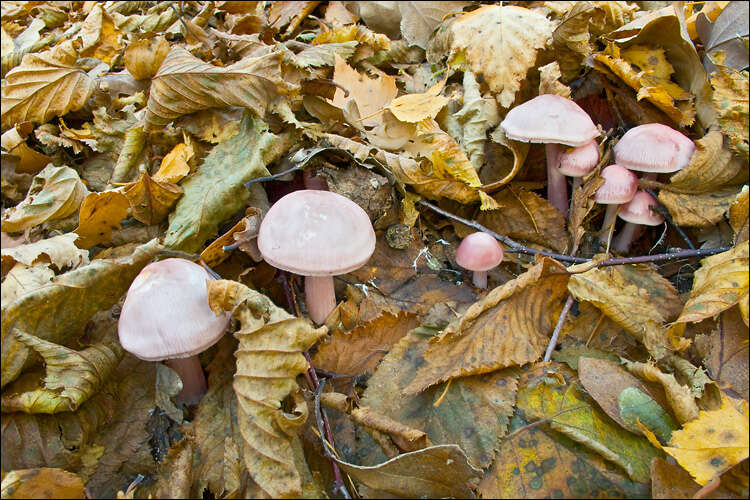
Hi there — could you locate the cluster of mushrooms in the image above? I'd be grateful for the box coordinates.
[116,93,694,406]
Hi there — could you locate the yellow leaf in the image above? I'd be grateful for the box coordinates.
[122,171,183,225]
[206,280,326,498]
[1,233,88,276]
[1,165,88,233]
[404,257,569,394]
[123,35,169,80]
[313,24,390,51]
[710,63,749,159]
[662,397,749,485]
[729,186,748,245]
[153,142,193,184]
[676,242,749,323]
[74,190,130,249]
[622,360,699,424]
[387,80,448,123]
[667,129,739,194]
[434,5,552,108]
[621,44,675,80]
[658,185,741,228]
[331,55,397,128]
[78,4,123,65]
[1,468,85,499]
[1,39,94,129]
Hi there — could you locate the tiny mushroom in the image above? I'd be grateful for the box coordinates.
[594,164,639,235]
[613,190,665,252]
[455,231,504,289]
[613,123,695,178]
[118,258,231,406]
[257,190,376,324]
[558,139,600,214]
[500,94,599,217]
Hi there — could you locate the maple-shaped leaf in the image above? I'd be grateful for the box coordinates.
[428,5,553,108]
[144,47,291,131]
[206,280,326,498]
[1,40,95,130]
[405,257,569,394]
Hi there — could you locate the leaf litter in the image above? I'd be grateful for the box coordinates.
[0,1,748,498]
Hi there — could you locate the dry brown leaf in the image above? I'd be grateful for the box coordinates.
[568,261,684,358]
[1,164,88,233]
[650,456,746,499]
[622,360,699,424]
[659,185,742,228]
[200,209,263,268]
[710,62,749,159]
[729,187,748,245]
[667,129,740,193]
[331,55,397,128]
[455,70,501,170]
[1,468,85,499]
[77,4,123,65]
[398,2,468,49]
[1,263,54,304]
[1,123,52,175]
[430,5,553,108]
[538,61,571,98]
[551,1,598,81]
[74,190,131,249]
[121,171,183,225]
[1,40,94,130]
[696,307,749,400]
[145,47,289,131]
[207,280,326,498]
[676,242,748,324]
[1,233,88,276]
[405,257,569,394]
[123,35,170,80]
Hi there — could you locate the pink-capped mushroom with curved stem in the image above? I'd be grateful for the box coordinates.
[613,190,665,253]
[455,231,504,289]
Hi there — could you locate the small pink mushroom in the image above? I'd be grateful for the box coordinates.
[558,139,600,215]
[257,190,376,324]
[595,164,639,236]
[613,190,665,252]
[118,258,231,406]
[455,232,504,289]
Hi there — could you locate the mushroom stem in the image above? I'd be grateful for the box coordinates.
[305,275,336,324]
[472,270,488,289]
[613,222,643,253]
[600,204,619,235]
[545,144,568,216]
[165,356,207,406]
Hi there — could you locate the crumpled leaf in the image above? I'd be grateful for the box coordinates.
[1,233,88,276]
[676,241,749,323]
[659,184,743,227]
[200,208,264,267]
[145,437,194,499]
[336,444,481,499]
[1,238,162,387]
[398,2,468,49]
[578,357,677,439]
[77,4,123,65]
[74,190,130,249]
[1,331,123,414]
[480,408,649,498]
[111,7,177,34]
[622,360,699,424]
[206,279,327,498]
[285,41,358,68]
[428,5,552,108]
[1,263,55,304]
[359,332,517,469]
[710,62,749,159]
[121,171,183,225]
[645,397,749,486]
[164,113,289,253]
[123,35,169,80]
[145,47,291,131]
[1,468,85,499]
[1,39,95,130]
[551,1,598,81]
[1,164,88,233]
[455,70,500,169]
[405,257,569,394]
[729,186,748,245]
[331,54,397,128]
[538,61,571,98]
[666,128,740,193]
[567,261,684,359]
[696,306,749,400]
[516,364,660,483]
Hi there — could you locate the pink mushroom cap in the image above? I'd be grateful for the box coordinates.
[455,232,504,272]
[595,164,639,204]
[617,190,665,226]
[257,190,376,277]
[500,94,600,147]
[118,258,230,361]
[557,139,600,177]
[613,123,695,173]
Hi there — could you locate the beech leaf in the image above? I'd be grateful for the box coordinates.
[1,468,85,499]
[1,233,88,276]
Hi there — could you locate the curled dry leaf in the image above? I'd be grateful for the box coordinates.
[729,187,748,245]
[659,184,742,227]
[0,468,86,499]
[676,241,749,324]
[666,128,740,193]
[710,61,749,160]
[336,444,482,499]
[455,70,500,170]
[331,55,397,128]
[1,238,162,387]
[428,5,552,108]
[622,360,699,424]
[1,263,55,304]
[122,171,183,225]
[123,35,170,80]
[77,4,123,65]
[74,190,130,249]
[1,164,88,233]
[206,279,327,498]
[1,39,95,130]
[1,232,88,276]
[405,257,569,394]
[1,331,123,414]
[398,2,469,50]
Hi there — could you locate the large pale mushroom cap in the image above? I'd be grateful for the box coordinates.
[613,123,695,173]
[500,94,600,147]
[618,190,665,226]
[118,259,230,362]
[257,190,376,277]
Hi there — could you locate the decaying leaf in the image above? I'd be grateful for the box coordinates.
[206,279,326,498]
[1,232,88,276]
[0,468,86,499]
[121,171,183,225]
[695,306,749,400]
[710,62,749,159]
[622,359,699,424]
[398,2,468,50]
[729,187,749,245]
[153,140,193,184]
[676,241,749,324]
[659,185,742,228]
[74,190,130,249]
[123,35,170,81]
[331,55,397,128]
[77,4,123,65]
[405,257,569,394]
[666,128,740,194]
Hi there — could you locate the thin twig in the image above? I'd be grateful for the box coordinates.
[314,379,350,498]
[544,295,575,362]
[244,163,303,188]
[644,188,696,249]
[416,200,731,267]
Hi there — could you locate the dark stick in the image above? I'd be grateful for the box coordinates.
[416,200,731,267]
[244,164,302,188]
[644,188,696,250]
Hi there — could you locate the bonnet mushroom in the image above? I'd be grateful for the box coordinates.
[500,94,600,217]
[613,123,695,177]
[257,190,376,324]
[612,190,665,252]
[594,164,639,236]
[455,231,504,289]
[118,258,231,406]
